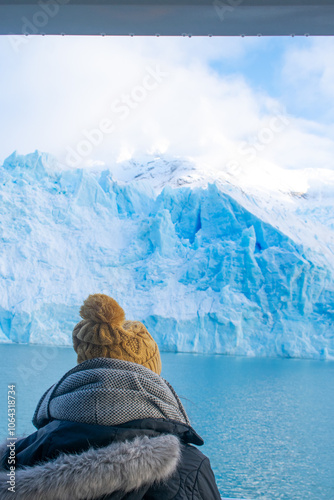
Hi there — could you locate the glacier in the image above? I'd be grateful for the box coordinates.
[0,150,333,359]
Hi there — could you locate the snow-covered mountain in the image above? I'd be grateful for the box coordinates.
[0,150,333,359]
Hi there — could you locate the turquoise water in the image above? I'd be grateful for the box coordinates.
[0,344,333,500]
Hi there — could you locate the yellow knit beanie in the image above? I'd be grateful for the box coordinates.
[72,294,162,375]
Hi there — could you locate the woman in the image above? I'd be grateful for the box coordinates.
[0,294,221,499]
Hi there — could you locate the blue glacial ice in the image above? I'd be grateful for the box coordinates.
[0,151,333,360]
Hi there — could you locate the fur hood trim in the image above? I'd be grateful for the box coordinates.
[0,434,181,500]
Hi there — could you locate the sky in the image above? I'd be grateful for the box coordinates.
[0,34,334,191]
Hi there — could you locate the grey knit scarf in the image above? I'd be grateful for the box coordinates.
[33,358,190,429]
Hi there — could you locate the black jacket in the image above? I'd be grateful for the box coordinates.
[0,417,221,500]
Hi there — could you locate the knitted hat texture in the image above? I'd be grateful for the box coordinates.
[72,294,161,375]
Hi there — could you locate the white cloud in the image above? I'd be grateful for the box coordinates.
[281,38,334,122]
[0,35,334,189]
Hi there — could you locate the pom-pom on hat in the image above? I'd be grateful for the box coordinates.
[72,294,162,375]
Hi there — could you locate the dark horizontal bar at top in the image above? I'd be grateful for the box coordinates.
[0,0,334,5]
[1,1,334,36]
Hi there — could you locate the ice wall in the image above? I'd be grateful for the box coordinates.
[0,151,333,359]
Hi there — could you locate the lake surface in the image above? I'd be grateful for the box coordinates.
[0,344,333,499]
